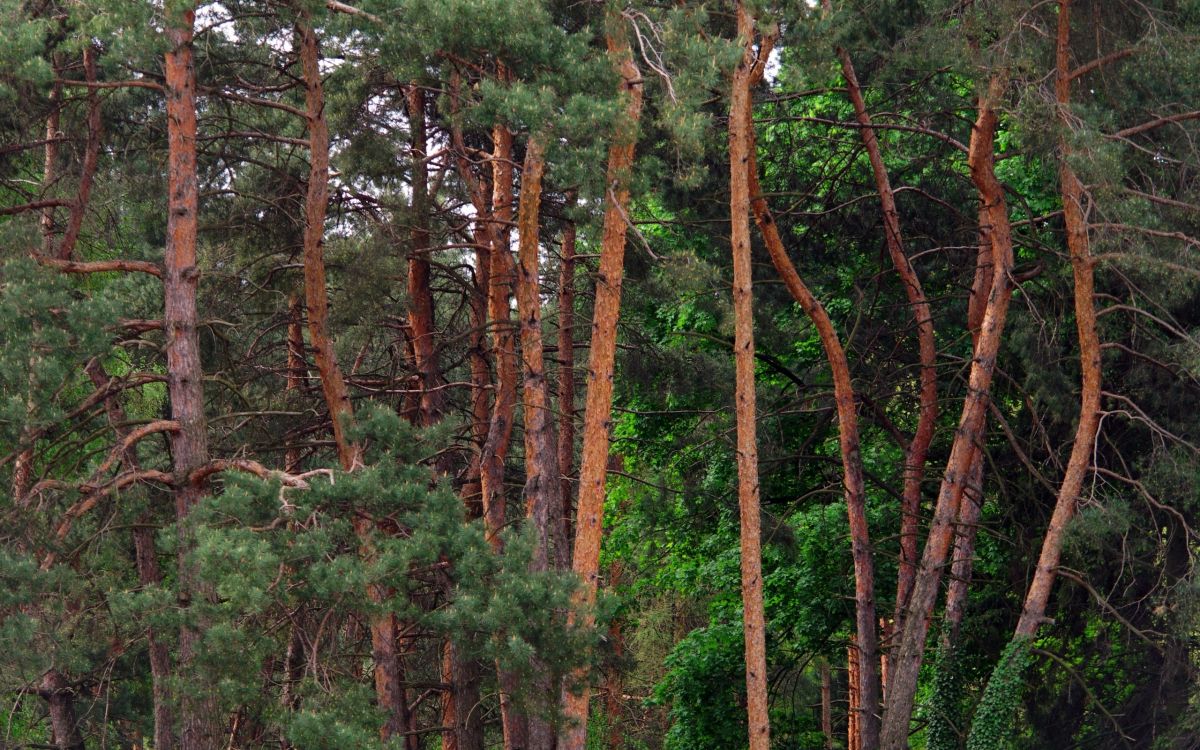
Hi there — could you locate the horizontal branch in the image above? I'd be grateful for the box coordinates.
[57,77,164,92]
[1114,110,1200,139]
[1,200,72,217]
[1068,48,1136,81]
[36,256,163,278]
[326,0,382,23]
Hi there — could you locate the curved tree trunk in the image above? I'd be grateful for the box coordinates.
[745,75,882,750]
[297,19,412,744]
[1013,0,1101,640]
[879,80,1016,750]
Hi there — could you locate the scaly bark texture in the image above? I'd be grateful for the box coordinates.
[879,80,1016,750]
[516,136,562,574]
[298,19,410,743]
[163,7,219,748]
[1013,0,1101,639]
[559,16,643,750]
[747,87,881,750]
[515,136,561,750]
[729,6,771,749]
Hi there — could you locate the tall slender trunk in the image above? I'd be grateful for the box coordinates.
[1012,0,1101,639]
[729,7,771,749]
[516,136,561,574]
[515,136,561,750]
[556,193,578,572]
[285,293,306,472]
[746,85,881,750]
[478,120,529,750]
[162,7,219,748]
[820,2,938,640]
[480,122,519,555]
[558,16,643,749]
[57,45,101,263]
[448,97,493,750]
[879,80,1015,750]
[297,19,411,743]
[406,86,444,427]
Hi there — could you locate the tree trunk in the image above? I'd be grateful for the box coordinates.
[515,135,561,750]
[1013,0,1101,640]
[41,670,84,750]
[820,659,833,750]
[558,16,643,750]
[297,19,411,743]
[556,194,578,572]
[746,80,881,750]
[879,80,1016,750]
[479,122,519,557]
[163,7,219,748]
[729,7,771,749]
[406,85,444,428]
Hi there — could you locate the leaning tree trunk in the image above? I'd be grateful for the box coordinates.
[729,6,772,749]
[297,18,414,744]
[558,15,644,750]
[879,79,1016,750]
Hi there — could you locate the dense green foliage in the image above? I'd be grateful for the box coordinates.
[2,0,1200,748]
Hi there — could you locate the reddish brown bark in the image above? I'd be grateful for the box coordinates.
[406,86,444,427]
[479,122,519,558]
[730,7,771,749]
[558,17,643,750]
[163,6,218,749]
[478,121,529,750]
[285,293,306,472]
[747,88,881,750]
[298,20,411,744]
[57,45,102,263]
[1013,0,1101,639]
[557,196,578,571]
[516,136,562,573]
[515,136,561,750]
[832,51,938,636]
[879,81,1016,750]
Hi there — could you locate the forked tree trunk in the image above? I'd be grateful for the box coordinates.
[879,80,1016,750]
[729,6,771,749]
[1012,0,1101,640]
[162,7,219,748]
[746,80,881,750]
[558,15,644,750]
[822,0,938,648]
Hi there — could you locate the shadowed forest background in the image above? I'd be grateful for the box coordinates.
[2,0,1200,748]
